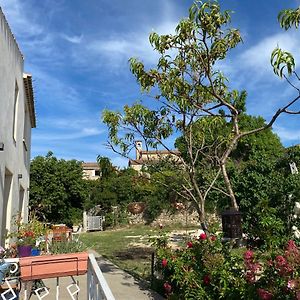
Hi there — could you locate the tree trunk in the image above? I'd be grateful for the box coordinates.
[220,163,239,210]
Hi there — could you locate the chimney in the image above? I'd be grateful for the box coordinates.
[135,141,142,159]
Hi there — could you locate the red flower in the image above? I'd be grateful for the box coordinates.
[257,288,273,300]
[163,282,172,294]
[199,233,207,240]
[24,231,34,238]
[210,235,216,241]
[162,258,168,268]
[187,241,193,248]
[203,275,210,285]
[244,250,254,260]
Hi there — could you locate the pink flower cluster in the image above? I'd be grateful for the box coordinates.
[163,282,172,294]
[244,250,261,283]
[274,255,293,276]
[257,288,273,300]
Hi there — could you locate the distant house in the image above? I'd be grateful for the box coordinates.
[128,141,181,171]
[82,162,101,180]
[0,8,36,245]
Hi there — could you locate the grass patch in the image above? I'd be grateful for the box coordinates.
[80,224,197,281]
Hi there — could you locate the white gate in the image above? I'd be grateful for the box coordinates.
[86,216,105,231]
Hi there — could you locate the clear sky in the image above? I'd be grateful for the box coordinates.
[1,0,300,167]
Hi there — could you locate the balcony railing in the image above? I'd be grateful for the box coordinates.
[0,253,115,300]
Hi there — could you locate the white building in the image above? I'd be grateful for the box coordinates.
[0,8,36,245]
[82,162,101,180]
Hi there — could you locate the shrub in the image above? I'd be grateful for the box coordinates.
[154,233,300,299]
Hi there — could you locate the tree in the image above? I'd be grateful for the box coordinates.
[30,151,87,225]
[103,1,300,228]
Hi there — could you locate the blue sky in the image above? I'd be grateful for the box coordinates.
[1,0,300,167]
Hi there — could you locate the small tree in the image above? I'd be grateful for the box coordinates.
[103,1,300,228]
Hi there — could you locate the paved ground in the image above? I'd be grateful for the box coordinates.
[96,254,164,300]
[27,250,164,300]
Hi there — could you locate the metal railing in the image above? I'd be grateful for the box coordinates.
[0,253,115,300]
[87,254,115,300]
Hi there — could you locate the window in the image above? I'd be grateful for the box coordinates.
[12,80,19,142]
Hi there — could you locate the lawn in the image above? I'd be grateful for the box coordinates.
[80,224,197,281]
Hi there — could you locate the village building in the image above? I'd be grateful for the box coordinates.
[0,8,36,245]
[128,141,181,171]
[82,162,101,180]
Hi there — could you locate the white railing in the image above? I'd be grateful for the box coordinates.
[0,253,115,300]
[87,254,115,300]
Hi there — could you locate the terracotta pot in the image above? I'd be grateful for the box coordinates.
[127,202,145,214]
[19,252,88,281]
[18,245,32,257]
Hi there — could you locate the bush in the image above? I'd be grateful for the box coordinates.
[154,233,300,299]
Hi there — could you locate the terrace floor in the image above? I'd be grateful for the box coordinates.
[28,250,163,300]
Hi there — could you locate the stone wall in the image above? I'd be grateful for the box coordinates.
[128,210,200,226]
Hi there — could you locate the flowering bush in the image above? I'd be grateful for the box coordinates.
[8,214,46,247]
[154,233,300,299]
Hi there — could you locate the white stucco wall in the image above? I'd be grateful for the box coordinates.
[0,9,33,245]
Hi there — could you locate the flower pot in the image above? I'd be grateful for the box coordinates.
[127,202,145,214]
[18,245,32,257]
[31,248,40,256]
[19,252,88,281]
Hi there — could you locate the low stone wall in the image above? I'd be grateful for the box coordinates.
[128,210,199,226]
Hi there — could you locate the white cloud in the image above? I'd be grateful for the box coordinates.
[85,21,177,68]
[33,127,104,142]
[0,0,43,38]
[239,32,300,73]
[61,34,83,44]
[273,124,300,142]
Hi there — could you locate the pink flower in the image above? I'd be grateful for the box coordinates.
[187,241,193,248]
[162,258,168,268]
[203,275,210,285]
[288,279,297,290]
[199,233,207,240]
[244,250,254,260]
[257,288,273,300]
[287,240,297,251]
[210,235,216,241]
[163,282,172,294]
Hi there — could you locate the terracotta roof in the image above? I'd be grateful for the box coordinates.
[23,73,36,128]
[82,162,100,170]
[140,150,180,155]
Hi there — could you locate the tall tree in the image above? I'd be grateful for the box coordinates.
[30,152,87,225]
[103,1,300,228]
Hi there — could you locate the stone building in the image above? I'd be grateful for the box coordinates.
[82,162,101,180]
[128,141,181,171]
[0,8,36,245]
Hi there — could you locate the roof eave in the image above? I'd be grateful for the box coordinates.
[23,73,36,128]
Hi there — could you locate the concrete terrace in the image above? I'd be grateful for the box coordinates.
[29,251,164,300]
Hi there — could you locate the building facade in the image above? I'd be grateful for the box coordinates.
[129,141,181,171]
[0,8,36,245]
[82,162,101,180]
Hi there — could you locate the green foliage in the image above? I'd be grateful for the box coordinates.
[271,48,295,77]
[49,240,87,254]
[278,7,300,30]
[30,151,87,225]
[84,163,179,225]
[154,234,300,299]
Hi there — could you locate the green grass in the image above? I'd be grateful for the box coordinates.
[80,224,197,281]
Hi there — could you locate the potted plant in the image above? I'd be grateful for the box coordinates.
[8,214,47,257]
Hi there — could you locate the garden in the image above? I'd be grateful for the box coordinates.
[8,0,300,299]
